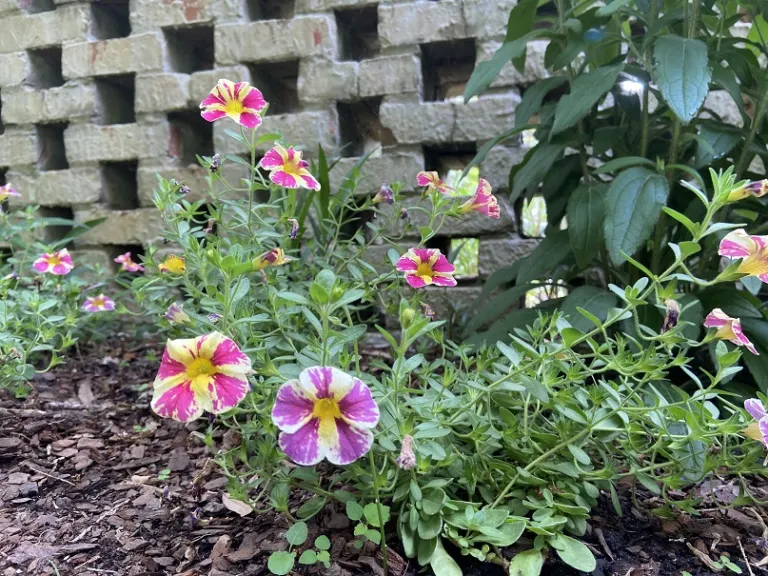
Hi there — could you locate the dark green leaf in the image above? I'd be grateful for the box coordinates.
[346,500,364,521]
[699,286,762,319]
[515,76,568,129]
[551,64,624,135]
[517,229,572,285]
[654,35,711,123]
[594,156,655,175]
[561,287,617,333]
[429,539,462,576]
[694,124,741,168]
[567,182,607,268]
[512,144,565,198]
[462,125,530,181]
[505,0,538,70]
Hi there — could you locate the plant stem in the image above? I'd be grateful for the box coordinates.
[735,88,768,178]
[652,119,681,274]
[368,449,389,576]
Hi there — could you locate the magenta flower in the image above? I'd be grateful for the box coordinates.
[459,178,500,219]
[743,398,768,446]
[704,308,758,355]
[199,79,267,129]
[33,249,74,276]
[82,294,115,312]
[260,144,320,190]
[114,252,144,272]
[416,171,453,195]
[372,184,394,205]
[0,183,20,203]
[396,248,457,289]
[151,332,253,422]
[272,366,380,466]
[718,229,768,283]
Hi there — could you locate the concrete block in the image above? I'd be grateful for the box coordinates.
[0,128,37,166]
[135,73,190,113]
[423,285,482,319]
[478,237,537,278]
[703,90,744,128]
[130,0,241,32]
[481,145,525,192]
[0,4,88,52]
[215,16,338,64]
[189,66,250,104]
[1,83,96,124]
[359,54,420,98]
[71,248,115,275]
[298,58,358,103]
[137,161,253,206]
[0,52,27,87]
[62,33,164,79]
[464,0,518,38]
[454,95,519,141]
[64,123,170,162]
[477,40,549,87]
[6,166,101,206]
[296,0,377,12]
[329,150,424,192]
[73,207,166,245]
[379,100,455,144]
[378,1,466,49]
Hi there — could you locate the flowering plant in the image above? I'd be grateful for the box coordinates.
[135,79,768,575]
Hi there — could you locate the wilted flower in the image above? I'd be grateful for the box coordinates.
[260,144,320,190]
[114,252,144,272]
[33,249,74,276]
[719,229,768,283]
[210,153,221,173]
[421,302,436,320]
[661,299,680,333]
[158,255,186,274]
[416,171,453,195]
[165,303,192,325]
[744,399,768,447]
[0,183,20,203]
[200,79,267,129]
[253,247,291,271]
[179,184,191,195]
[151,332,253,422]
[82,294,115,312]
[204,218,216,235]
[704,308,758,355]
[396,248,457,289]
[2,271,18,281]
[207,313,222,323]
[372,184,394,205]
[287,218,299,240]
[272,366,380,466]
[727,180,768,202]
[399,207,409,220]
[396,435,416,470]
[459,178,500,219]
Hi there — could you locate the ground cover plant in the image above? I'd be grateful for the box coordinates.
[127,77,768,575]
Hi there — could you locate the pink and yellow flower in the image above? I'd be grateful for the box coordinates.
[114,252,144,272]
[253,247,292,271]
[83,294,115,312]
[704,308,758,355]
[372,184,394,205]
[459,178,500,219]
[718,229,768,283]
[33,249,74,276]
[199,79,267,129]
[272,366,380,466]
[743,398,768,446]
[0,183,20,203]
[165,302,192,325]
[727,180,768,202]
[151,332,253,422]
[396,248,457,289]
[416,171,453,195]
[158,255,186,274]
[260,144,320,191]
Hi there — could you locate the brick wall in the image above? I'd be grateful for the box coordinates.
[0,0,541,312]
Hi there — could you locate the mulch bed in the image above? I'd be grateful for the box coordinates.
[1,337,767,575]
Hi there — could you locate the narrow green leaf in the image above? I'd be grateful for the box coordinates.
[461,125,530,181]
[596,0,632,16]
[511,144,565,198]
[515,76,568,129]
[654,35,711,123]
[551,64,624,135]
[662,206,697,235]
[560,286,617,333]
[517,229,572,285]
[317,145,330,219]
[567,182,607,268]
[594,156,655,175]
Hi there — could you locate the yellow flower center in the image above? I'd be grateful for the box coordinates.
[739,252,768,277]
[716,324,737,341]
[187,357,216,379]
[48,256,62,266]
[313,398,341,420]
[281,156,303,177]
[416,262,433,277]
[225,99,244,116]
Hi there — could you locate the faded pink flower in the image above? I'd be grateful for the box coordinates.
[459,178,500,219]
[33,249,74,276]
[416,171,453,195]
[200,79,267,129]
[396,435,416,470]
[0,183,20,203]
[727,180,768,202]
[704,308,758,355]
[396,248,456,289]
[743,398,768,446]
[718,229,768,283]
[83,294,115,312]
[114,252,144,272]
[260,144,320,190]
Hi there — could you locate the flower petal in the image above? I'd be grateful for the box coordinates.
[270,170,299,188]
[431,254,455,273]
[272,380,315,433]
[760,417,768,445]
[719,229,755,259]
[238,112,263,129]
[241,87,267,112]
[338,378,380,428]
[704,308,729,328]
[279,419,322,466]
[325,419,374,465]
[405,275,428,289]
[299,366,336,399]
[745,398,767,421]
[396,256,419,271]
[165,336,199,366]
[205,332,252,373]
[432,275,458,287]
[201,108,227,123]
[260,148,284,169]
[151,380,204,422]
[209,373,249,413]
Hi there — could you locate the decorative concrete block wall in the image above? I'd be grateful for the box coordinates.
[0,0,540,310]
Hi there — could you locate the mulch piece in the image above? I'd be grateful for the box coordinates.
[1,337,768,576]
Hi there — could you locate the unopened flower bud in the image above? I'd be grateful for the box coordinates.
[400,207,409,220]
[287,218,299,240]
[401,307,416,327]
[396,435,416,470]
[421,302,436,320]
[165,302,192,325]
[179,184,191,195]
[207,313,222,324]
[210,154,221,173]
[661,299,680,333]
[373,184,394,205]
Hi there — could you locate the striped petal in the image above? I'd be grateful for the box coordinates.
[325,419,374,465]
[209,372,249,413]
[338,378,380,428]
[279,419,322,466]
[272,379,315,433]
[151,379,204,422]
[719,229,756,259]
[745,399,767,422]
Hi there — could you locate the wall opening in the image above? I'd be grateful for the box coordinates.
[27,47,64,89]
[39,206,74,243]
[421,39,476,102]
[449,237,479,280]
[168,110,214,166]
[91,0,131,40]
[246,0,295,20]
[0,93,4,135]
[96,74,136,125]
[425,235,450,254]
[337,98,395,158]
[101,161,139,210]
[335,6,379,61]
[36,123,69,172]
[423,143,477,185]
[110,244,145,271]
[164,25,215,73]
[0,168,7,213]
[248,60,299,115]
[22,0,55,14]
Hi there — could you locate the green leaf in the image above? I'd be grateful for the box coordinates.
[298,550,318,565]
[695,124,741,168]
[604,167,669,265]
[654,35,711,123]
[508,549,544,576]
[315,535,331,550]
[517,229,572,285]
[286,522,308,546]
[567,182,607,268]
[317,145,331,219]
[346,500,364,521]
[418,514,443,539]
[596,0,632,16]
[364,503,391,527]
[662,206,697,235]
[515,76,568,129]
[552,534,597,572]
[421,488,447,516]
[551,64,624,136]
[512,144,565,198]
[699,286,762,321]
[465,35,531,102]
[267,551,296,575]
[594,156,655,175]
[429,539,462,576]
[561,287,617,333]
[417,536,438,566]
[462,125,530,181]
[297,496,326,519]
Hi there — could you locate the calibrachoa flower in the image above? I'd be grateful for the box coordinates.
[743,398,768,446]
[207,313,222,323]
[287,218,299,240]
[396,435,416,470]
[396,248,457,289]
[253,247,291,270]
[727,180,768,202]
[158,255,186,274]
[82,294,115,312]
[33,249,74,276]
[200,79,267,129]
[661,299,680,333]
[114,252,144,272]
[165,303,192,325]
[151,332,253,422]
[719,229,768,283]
[0,183,20,203]
[704,308,758,355]
[416,171,453,195]
[260,144,320,190]
[372,184,394,205]
[459,178,500,219]
[272,366,380,466]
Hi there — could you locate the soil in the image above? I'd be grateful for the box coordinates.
[1,337,767,576]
